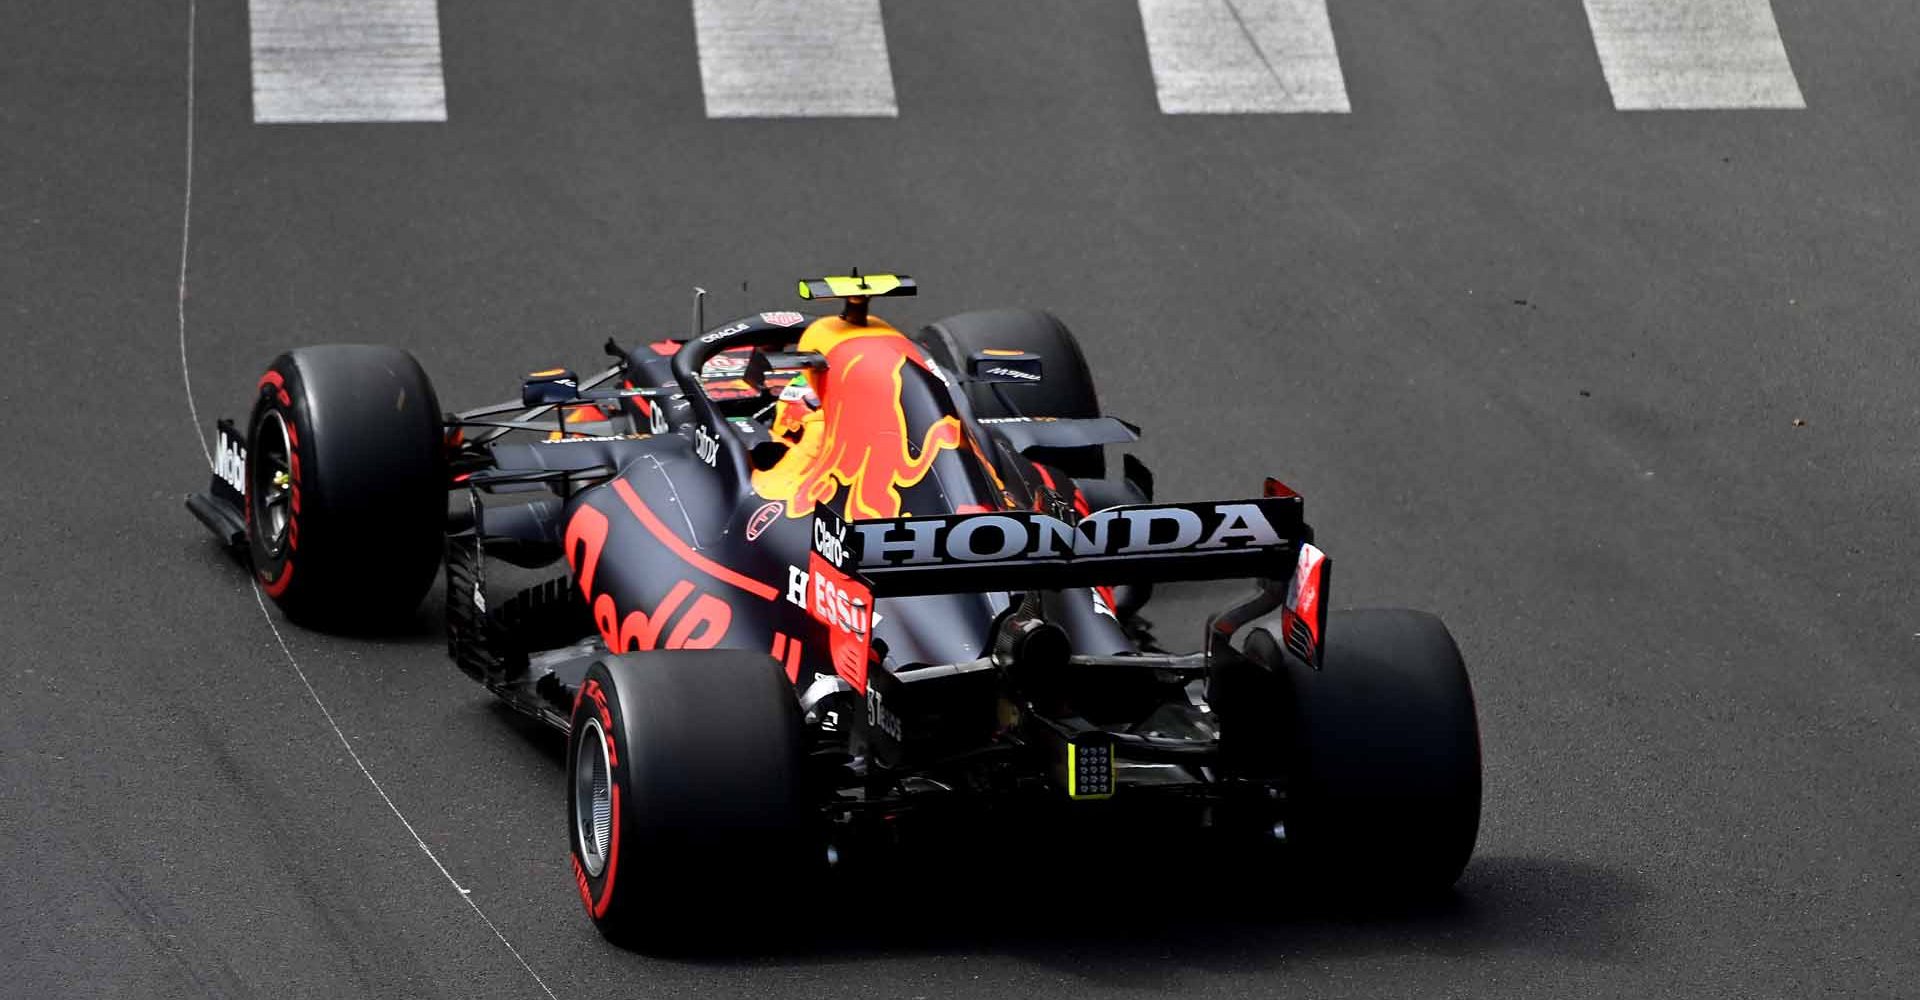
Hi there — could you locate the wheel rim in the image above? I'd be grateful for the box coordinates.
[251,410,294,558]
[573,718,614,878]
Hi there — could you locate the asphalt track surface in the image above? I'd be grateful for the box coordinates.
[5,2,1917,997]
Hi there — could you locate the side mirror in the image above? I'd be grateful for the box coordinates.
[743,349,827,392]
[522,367,580,406]
[967,349,1042,384]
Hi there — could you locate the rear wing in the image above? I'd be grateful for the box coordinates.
[826,496,1306,598]
[805,492,1332,690]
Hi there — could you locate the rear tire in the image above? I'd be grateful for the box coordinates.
[247,345,445,630]
[1218,609,1481,895]
[916,308,1103,477]
[567,650,811,949]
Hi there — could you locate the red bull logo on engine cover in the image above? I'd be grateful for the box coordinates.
[752,321,964,521]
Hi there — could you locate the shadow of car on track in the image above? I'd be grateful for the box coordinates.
[183,533,452,642]
[657,851,1641,983]
[488,700,569,765]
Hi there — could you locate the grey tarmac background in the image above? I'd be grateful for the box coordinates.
[4,1,1917,997]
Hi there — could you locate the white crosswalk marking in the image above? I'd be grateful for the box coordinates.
[248,0,447,123]
[692,0,897,118]
[1138,0,1350,114]
[237,1,1818,124]
[1583,0,1805,110]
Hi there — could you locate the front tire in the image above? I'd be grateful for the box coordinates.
[916,308,1104,477]
[567,650,811,948]
[247,345,445,629]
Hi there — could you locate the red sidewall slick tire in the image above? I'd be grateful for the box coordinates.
[568,673,629,929]
[566,651,813,950]
[247,345,445,630]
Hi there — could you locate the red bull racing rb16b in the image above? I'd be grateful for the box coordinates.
[187,272,1481,945]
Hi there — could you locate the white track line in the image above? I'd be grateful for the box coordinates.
[176,4,556,995]
[692,0,898,118]
[178,0,208,467]
[249,587,560,1000]
[249,0,448,123]
[1582,0,1805,110]
[1138,0,1351,114]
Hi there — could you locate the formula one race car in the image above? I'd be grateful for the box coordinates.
[188,272,1481,945]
